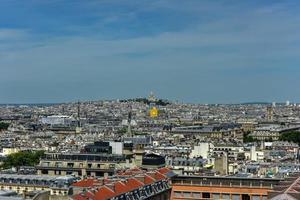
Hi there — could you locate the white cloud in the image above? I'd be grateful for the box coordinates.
[1,1,300,103]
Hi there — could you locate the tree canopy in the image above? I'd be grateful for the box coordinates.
[279,131,300,145]
[1,150,44,169]
[243,131,257,143]
[0,122,10,131]
[120,98,170,106]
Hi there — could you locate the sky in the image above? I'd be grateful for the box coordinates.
[0,0,300,104]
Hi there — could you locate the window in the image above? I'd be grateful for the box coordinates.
[192,192,201,198]
[183,192,190,198]
[222,194,230,200]
[55,171,61,175]
[109,164,115,169]
[174,192,181,198]
[203,192,211,199]
[232,194,240,200]
[212,193,220,200]
[96,172,102,177]
[242,194,250,200]
[67,163,74,168]
[252,195,260,200]
[41,162,50,167]
[55,162,62,167]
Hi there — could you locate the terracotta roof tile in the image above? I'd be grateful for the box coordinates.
[114,181,130,195]
[72,168,172,200]
[72,179,100,188]
[158,167,170,174]
[72,194,90,200]
[154,172,167,181]
[126,178,144,190]
[85,191,95,199]
[144,175,156,185]
[94,186,116,200]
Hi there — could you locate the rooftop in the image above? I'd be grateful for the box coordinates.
[71,167,175,200]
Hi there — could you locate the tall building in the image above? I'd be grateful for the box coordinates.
[127,110,133,137]
[37,142,130,177]
[266,106,273,122]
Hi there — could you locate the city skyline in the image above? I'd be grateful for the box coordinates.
[0,96,296,106]
[1,0,300,103]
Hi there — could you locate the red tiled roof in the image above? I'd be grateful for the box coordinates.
[123,171,134,176]
[114,181,130,195]
[144,175,156,185]
[131,167,143,172]
[71,168,171,200]
[72,194,90,200]
[85,191,95,199]
[72,179,100,188]
[154,172,167,181]
[94,186,115,200]
[158,167,170,175]
[126,178,144,190]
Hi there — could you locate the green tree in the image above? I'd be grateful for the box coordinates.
[117,127,127,134]
[243,131,257,143]
[0,122,10,131]
[279,131,300,145]
[1,150,44,169]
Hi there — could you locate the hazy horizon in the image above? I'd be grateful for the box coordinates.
[0,96,295,106]
[1,1,300,104]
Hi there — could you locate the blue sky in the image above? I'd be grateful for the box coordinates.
[0,0,300,103]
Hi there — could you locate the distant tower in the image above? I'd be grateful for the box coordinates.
[77,101,81,127]
[272,102,276,107]
[62,105,65,115]
[286,100,290,106]
[76,101,82,134]
[127,110,132,137]
[148,91,156,102]
[266,106,273,122]
[250,146,257,161]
